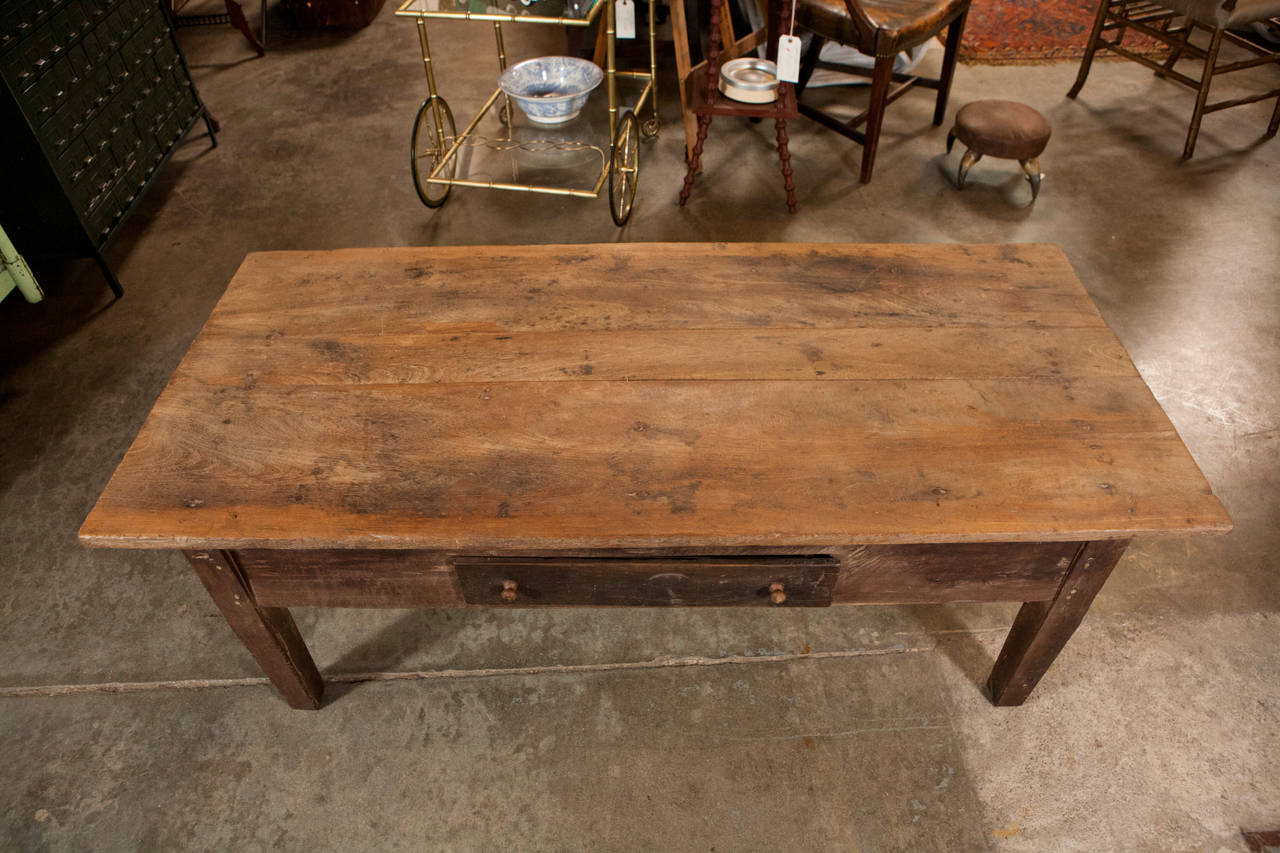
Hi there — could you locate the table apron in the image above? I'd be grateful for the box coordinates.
[234,541,1082,609]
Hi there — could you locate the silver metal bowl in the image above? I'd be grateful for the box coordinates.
[719,57,779,104]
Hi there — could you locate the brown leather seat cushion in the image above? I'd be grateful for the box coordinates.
[953,100,1051,160]
[797,0,969,53]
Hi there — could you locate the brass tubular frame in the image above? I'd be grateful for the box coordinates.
[402,0,658,203]
[606,0,617,140]
[493,21,507,71]
[415,18,448,153]
[422,79,654,199]
[395,0,605,27]
[493,21,511,124]
[645,0,659,132]
[427,88,502,181]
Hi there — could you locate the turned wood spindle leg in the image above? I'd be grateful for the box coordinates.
[679,0,724,204]
[184,549,324,709]
[987,539,1129,706]
[679,116,713,205]
[775,117,797,213]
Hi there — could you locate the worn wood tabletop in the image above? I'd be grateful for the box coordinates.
[79,242,1231,551]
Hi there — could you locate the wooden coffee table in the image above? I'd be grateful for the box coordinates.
[79,243,1232,709]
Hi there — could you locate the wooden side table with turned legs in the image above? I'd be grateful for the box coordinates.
[678,0,799,213]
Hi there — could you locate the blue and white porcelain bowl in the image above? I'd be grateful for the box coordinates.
[499,56,603,126]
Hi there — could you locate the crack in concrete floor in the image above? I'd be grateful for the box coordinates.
[0,642,936,698]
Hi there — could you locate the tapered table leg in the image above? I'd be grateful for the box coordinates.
[184,550,324,709]
[988,539,1129,706]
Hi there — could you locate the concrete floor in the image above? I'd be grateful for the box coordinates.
[1,3,1278,849]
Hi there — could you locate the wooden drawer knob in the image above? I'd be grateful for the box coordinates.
[500,579,518,602]
[769,582,786,605]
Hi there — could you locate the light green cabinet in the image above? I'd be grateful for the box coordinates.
[1,223,44,303]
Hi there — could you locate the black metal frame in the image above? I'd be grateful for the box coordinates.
[0,0,221,300]
[95,106,218,298]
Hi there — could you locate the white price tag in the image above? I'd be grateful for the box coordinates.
[615,0,636,39]
[776,34,802,83]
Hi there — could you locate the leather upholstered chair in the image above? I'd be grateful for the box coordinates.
[794,0,970,182]
[1068,0,1280,158]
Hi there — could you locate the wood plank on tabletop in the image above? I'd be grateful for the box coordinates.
[176,326,1136,387]
[79,242,1232,552]
[80,375,1230,549]
[197,243,1110,335]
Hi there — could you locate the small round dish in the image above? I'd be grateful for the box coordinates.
[499,56,604,126]
[719,57,779,104]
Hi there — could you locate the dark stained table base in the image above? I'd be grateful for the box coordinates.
[183,540,1130,710]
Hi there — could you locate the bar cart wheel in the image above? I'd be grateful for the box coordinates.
[411,96,457,208]
[641,116,659,139]
[610,110,640,225]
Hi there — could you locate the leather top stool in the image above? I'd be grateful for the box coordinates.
[946,100,1051,200]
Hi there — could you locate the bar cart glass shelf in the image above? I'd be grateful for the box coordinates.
[395,0,658,224]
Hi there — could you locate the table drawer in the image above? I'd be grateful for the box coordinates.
[455,556,839,607]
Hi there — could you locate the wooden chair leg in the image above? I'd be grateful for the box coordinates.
[1156,19,1193,78]
[775,117,797,213]
[1068,0,1111,98]
[1184,25,1225,158]
[223,0,265,56]
[1267,88,1280,139]
[933,11,966,126]
[988,540,1129,706]
[859,53,894,183]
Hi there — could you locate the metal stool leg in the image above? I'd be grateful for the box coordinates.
[957,149,980,188]
[1020,158,1042,201]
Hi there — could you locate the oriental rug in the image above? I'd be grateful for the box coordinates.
[959,0,1166,64]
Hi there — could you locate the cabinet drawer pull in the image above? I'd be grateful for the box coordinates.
[500,579,518,602]
[769,582,786,605]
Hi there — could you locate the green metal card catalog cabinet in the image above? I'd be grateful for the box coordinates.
[0,0,217,296]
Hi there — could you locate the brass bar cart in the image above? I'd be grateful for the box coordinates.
[395,0,660,224]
